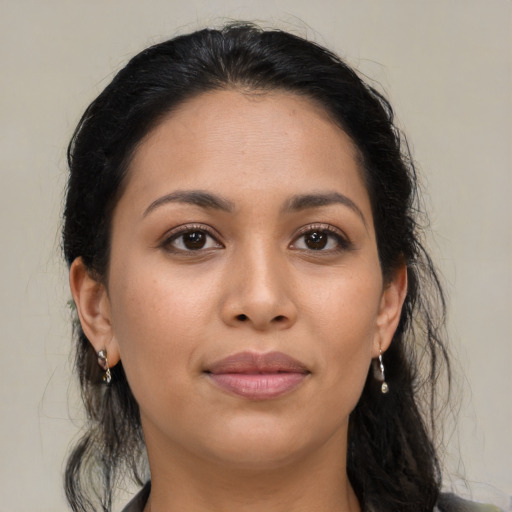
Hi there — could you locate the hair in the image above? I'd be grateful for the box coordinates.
[63,22,449,512]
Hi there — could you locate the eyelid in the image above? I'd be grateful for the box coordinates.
[289,223,352,251]
[159,223,224,252]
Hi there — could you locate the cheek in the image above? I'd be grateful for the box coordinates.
[306,270,382,396]
[307,264,382,340]
[111,256,216,334]
[107,260,218,397]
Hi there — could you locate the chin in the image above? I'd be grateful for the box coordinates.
[194,415,333,471]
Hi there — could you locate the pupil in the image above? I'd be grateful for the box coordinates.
[306,231,327,250]
[184,231,206,249]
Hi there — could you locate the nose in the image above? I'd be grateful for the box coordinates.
[220,245,298,331]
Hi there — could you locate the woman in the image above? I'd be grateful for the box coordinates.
[63,23,497,512]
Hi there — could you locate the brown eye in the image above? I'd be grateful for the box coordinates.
[162,227,222,253]
[304,231,328,250]
[291,225,350,253]
[183,231,206,250]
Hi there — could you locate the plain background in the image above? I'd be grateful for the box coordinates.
[0,1,510,511]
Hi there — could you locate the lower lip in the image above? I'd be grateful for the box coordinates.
[207,372,308,400]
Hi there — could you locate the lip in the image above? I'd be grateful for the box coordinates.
[205,351,310,400]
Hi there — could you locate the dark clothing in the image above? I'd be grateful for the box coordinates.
[121,482,502,512]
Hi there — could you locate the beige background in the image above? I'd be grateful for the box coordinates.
[0,1,510,511]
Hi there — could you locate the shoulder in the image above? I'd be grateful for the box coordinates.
[437,492,504,512]
[120,481,151,512]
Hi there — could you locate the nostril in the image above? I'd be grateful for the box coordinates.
[236,314,248,321]
[273,315,286,322]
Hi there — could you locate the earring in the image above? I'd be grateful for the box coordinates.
[97,349,112,385]
[378,349,389,394]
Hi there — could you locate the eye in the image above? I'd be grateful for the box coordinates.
[291,225,350,252]
[161,225,223,253]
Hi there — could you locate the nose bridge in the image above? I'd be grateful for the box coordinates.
[222,236,297,330]
[244,241,283,299]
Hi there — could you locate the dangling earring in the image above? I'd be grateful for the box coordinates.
[378,349,389,394]
[97,349,112,385]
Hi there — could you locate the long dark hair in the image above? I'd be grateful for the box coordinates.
[63,23,449,512]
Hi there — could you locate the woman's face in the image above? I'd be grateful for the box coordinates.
[86,90,405,470]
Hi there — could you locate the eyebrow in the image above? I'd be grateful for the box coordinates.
[143,189,366,226]
[143,190,235,217]
[281,192,367,226]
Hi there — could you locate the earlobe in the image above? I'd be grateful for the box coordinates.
[372,264,408,357]
[69,258,121,367]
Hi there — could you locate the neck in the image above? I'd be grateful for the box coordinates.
[143,428,360,512]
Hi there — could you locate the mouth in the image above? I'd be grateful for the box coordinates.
[205,351,310,400]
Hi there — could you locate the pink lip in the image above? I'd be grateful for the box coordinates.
[205,351,310,400]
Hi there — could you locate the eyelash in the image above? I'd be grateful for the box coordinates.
[160,224,223,254]
[159,223,351,254]
[290,224,352,253]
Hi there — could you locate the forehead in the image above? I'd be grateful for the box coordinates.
[140,89,358,155]
[122,89,370,215]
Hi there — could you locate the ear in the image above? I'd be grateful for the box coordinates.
[372,263,408,358]
[69,257,121,367]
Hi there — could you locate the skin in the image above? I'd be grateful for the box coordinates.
[70,90,407,512]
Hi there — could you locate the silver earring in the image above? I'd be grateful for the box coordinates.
[378,349,389,394]
[97,349,112,385]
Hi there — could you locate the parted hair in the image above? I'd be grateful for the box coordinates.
[63,22,449,512]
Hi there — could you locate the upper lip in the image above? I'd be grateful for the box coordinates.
[205,351,310,374]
